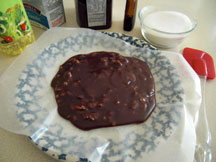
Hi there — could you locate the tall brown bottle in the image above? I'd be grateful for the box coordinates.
[75,0,112,30]
[123,0,137,31]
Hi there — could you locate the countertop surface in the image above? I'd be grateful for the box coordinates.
[0,0,215,162]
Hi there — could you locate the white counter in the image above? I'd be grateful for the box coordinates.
[0,0,215,161]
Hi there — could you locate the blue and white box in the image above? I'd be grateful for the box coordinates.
[23,0,66,29]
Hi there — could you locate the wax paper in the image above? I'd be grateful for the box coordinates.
[0,28,204,162]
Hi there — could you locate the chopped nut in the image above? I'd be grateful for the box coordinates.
[101,97,108,103]
[103,116,107,120]
[67,72,72,78]
[101,57,108,66]
[124,58,129,63]
[127,80,132,85]
[107,88,113,93]
[73,82,78,87]
[133,91,138,96]
[91,52,97,56]
[83,114,89,120]
[115,100,120,104]
[66,115,71,119]
[88,102,97,109]
[75,59,80,64]
[89,113,99,121]
[116,60,123,66]
[111,122,116,126]
[59,65,63,69]
[81,98,88,104]
[132,100,139,110]
[71,105,77,110]
[110,67,114,70]
[142,103,147,109]
[139,97,145,102]
[77,94,84,99]
[97,103,103,107]
[66,90,72,96]
[72,115,77,121]
[55,87,62,91]
[89,114,95,121]
[76,105,86,111]
[63,82,68,86]
[60,92,65,96]
[55,94,59,99]
[73,80,81,87]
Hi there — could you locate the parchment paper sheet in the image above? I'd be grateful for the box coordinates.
[0,28,201,162]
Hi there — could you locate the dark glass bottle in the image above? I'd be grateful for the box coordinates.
[75,0,112,30]
[123,0,137,31]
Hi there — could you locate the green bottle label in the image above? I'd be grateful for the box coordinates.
[0,0,32,44]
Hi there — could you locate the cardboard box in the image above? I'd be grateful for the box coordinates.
[23,0,66,29]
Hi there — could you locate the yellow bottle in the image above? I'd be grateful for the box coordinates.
[0,0,35,56]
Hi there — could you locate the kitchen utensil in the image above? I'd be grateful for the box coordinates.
[183,48,214,162]
[183,47,215,79]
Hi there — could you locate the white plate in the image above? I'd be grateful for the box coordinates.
[12,28,184,162]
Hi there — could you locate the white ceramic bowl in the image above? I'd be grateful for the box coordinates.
[138,6,197,48]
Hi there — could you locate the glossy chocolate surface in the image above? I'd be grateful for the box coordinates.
[51,51,156,130]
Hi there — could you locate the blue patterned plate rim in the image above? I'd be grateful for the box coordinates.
[13,29,184,162]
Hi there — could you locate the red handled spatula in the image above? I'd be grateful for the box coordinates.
[183,47,214,162]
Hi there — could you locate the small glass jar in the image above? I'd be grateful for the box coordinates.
[75,0,112,30]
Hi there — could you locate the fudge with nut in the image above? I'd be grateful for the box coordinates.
[51,51,156,130]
